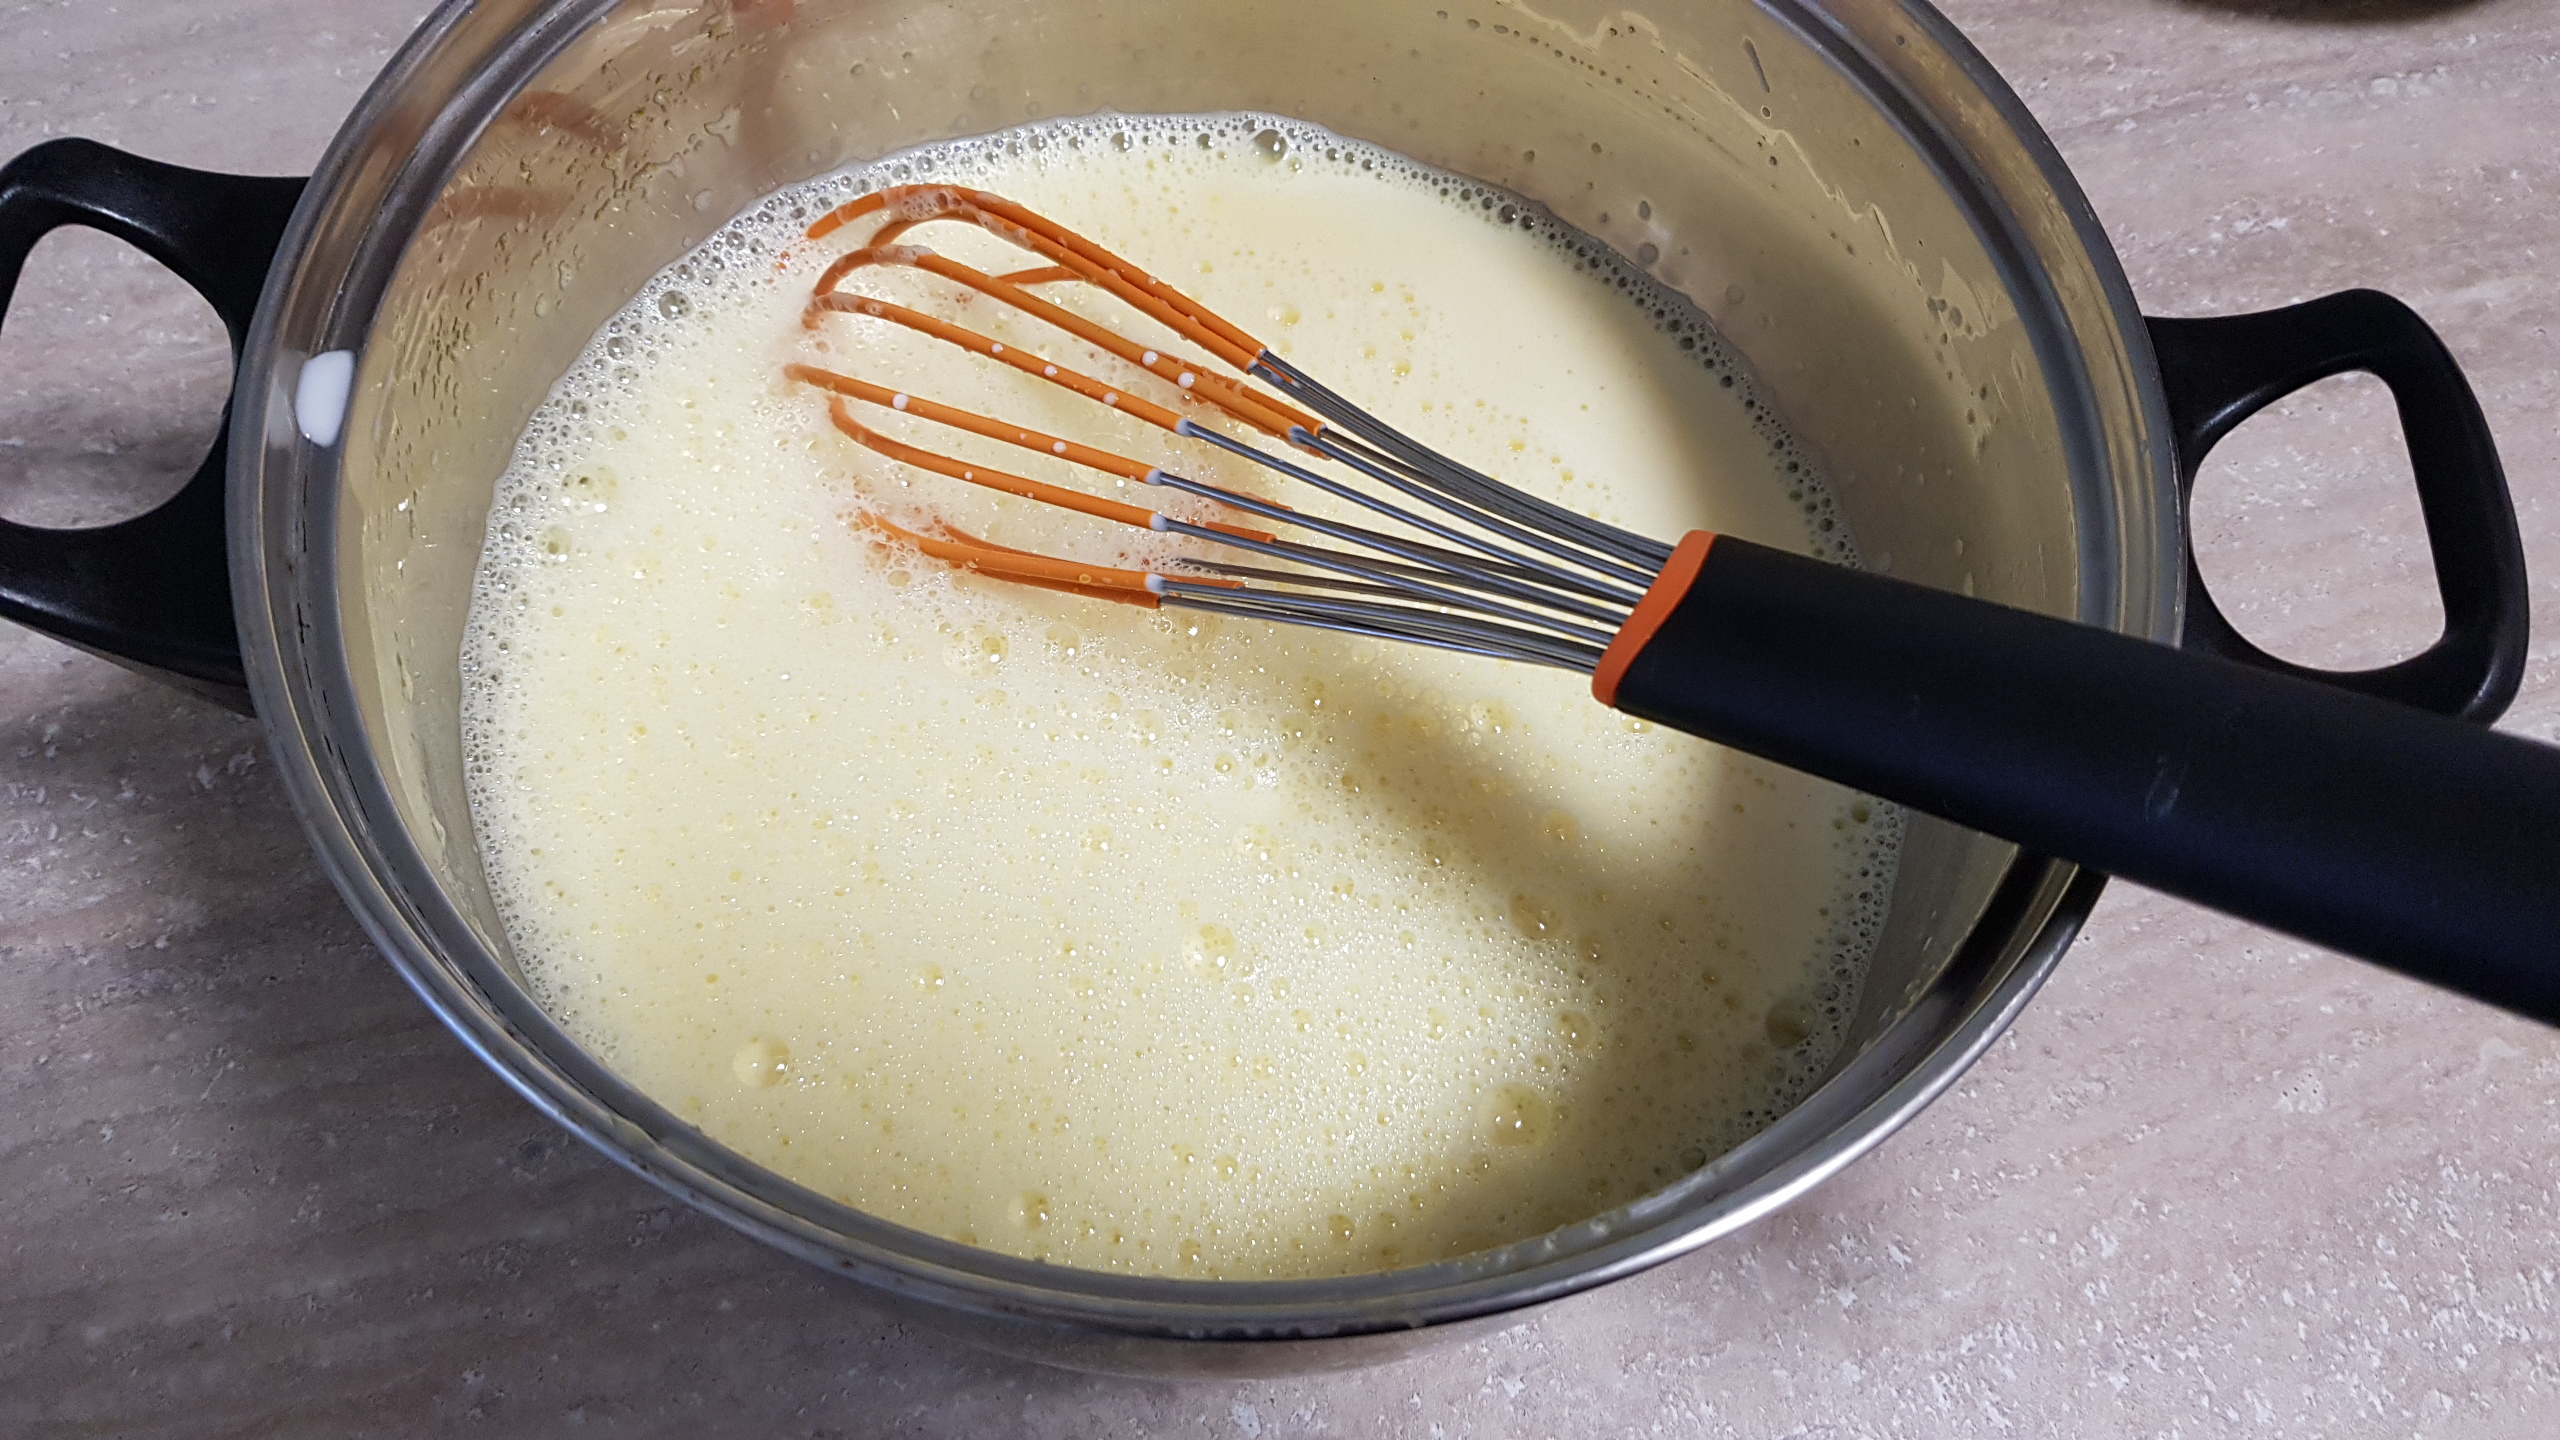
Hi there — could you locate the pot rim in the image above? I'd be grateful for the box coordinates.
[228,0,2175,1343]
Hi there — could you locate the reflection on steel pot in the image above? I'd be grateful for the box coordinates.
[0,0,2536,1376]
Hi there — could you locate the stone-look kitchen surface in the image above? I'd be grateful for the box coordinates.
[3,0,2554,1434]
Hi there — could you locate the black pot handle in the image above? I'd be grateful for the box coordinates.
[0,138,306,713]
[2146,289,2527,724]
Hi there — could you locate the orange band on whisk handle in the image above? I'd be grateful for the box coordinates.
[1592,531,1717,709]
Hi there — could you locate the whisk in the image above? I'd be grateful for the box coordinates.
[787,184,2560,1023]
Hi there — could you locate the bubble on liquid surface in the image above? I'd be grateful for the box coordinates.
[731,1037,791,1089]
[1486,1083,1553,1148]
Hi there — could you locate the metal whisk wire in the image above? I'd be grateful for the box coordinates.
[786,184,1668,670]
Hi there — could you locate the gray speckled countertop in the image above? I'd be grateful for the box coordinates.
[5,1,2558,1434]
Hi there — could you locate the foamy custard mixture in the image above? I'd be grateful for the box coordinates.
[463,115,1898,1279]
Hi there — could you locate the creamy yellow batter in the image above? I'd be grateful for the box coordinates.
[462,114,1897,1279]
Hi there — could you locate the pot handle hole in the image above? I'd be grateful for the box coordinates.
[0,138,307,713]
[2146,290,2528,725]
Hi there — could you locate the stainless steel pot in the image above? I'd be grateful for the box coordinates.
[0,0,2523,1376]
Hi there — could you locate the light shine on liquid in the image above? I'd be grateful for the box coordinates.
[461,114,1899,1280]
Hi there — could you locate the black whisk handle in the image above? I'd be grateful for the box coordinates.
[1599,533,2560,1024]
